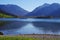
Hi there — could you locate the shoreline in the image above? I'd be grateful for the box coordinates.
[1,34,60,38]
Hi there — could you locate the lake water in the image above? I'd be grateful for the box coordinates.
[0,18,60,35]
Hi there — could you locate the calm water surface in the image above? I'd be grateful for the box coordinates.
[0,18,60,35]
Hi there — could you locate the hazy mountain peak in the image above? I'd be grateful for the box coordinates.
[0,4,28,16]
[26,3,60,17]
[37,3,50,8]
[43,3,50,6]
[50,3,60,6]
[51,3,60,5]
[32,3,50,13]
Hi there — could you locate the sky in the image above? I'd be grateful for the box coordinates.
[0,0,60,12]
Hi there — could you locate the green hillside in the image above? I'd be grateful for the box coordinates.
[0,13,15,18]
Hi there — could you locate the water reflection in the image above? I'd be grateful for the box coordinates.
[16,23,43,34]
[32,22,60,33]
[0,23,52,35]
[0,18,60,35]
[0,21,28,30]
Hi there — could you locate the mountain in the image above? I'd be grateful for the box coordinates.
[32,3,50,15]
[26,3,50,16]
[48,3,60,17]
[0,4,28,16]
[50,8,60,17]
[26,3,60,18]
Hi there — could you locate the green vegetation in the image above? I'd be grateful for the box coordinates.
[0,13,14,18]
[0,36,39,40]
[0,35,60,40]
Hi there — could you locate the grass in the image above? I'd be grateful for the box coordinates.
[0,35,60,40]
[0,13,14,18]
[0,35,39,40]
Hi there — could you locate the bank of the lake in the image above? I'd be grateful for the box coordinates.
[0,34,60,40]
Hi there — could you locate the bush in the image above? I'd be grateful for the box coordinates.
[0,32,3,35]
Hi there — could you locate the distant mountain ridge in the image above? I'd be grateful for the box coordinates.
[0,4,28,16]
[0,3,60,18]
[26,3,60,18]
